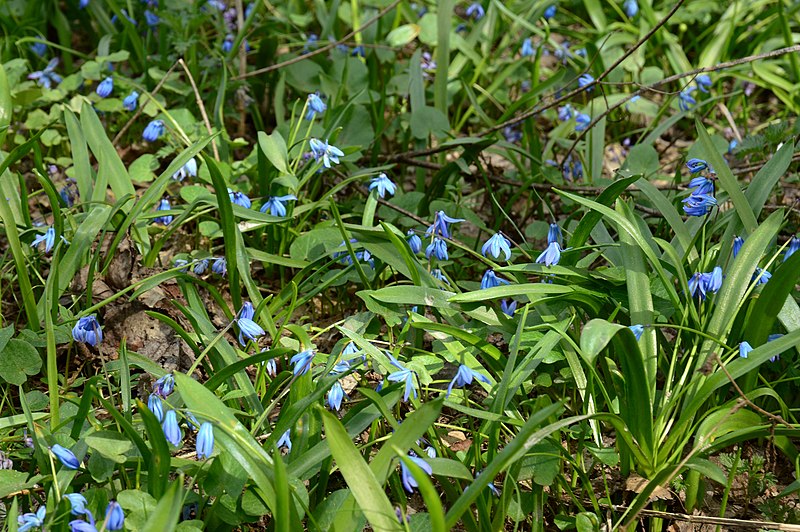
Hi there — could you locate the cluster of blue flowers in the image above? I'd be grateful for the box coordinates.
[682,158,717,216]
[678,74,712,111]
[688,266,723,300]
[148,374,215,458]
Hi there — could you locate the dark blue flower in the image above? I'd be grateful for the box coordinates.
[28,58,62,89]
[466,2,485,20]
[277,429,292,451]
[153,373,175,397]
[162,410,182,446]
[578,73,594,91]
[327,381,345,411]
[629,324,644,341]
[407,230,422,254]
[481,269,510,289]
[536,241,561,267]
[212,257,226,276]
[682,193,717,216]
[51,444,80,469]
[172,157,197,180]
[64,493,89,515]
[482,232,512,261]
[196,422,214,459]
[784,236,800,262]
[400,455,433,493]
[696,74,712,93]
[623,0,638,17]
[679,86,697,111]
[446,364,490,397]
[739,341,753,358]
[122,90,139,111]
[386,353,417,402]
[306,92,327,120]
[425,238,449,261]
[18,506,46,532]
[105,501,124,531]
[521,38,534,57]
[144,9,159,28]
[426,210,464,239]
[222,34,234,53]
[548,223,562,244]
[291,349,314,376]
[72,315,103,346]
[543,4,556,19]
[30,42,47,57]
[96,76,113,98]
[228,188,252,208]
[575,113,591,132]
[31,226,56,253]
[733,236,744,258]
[147,394,163,422]
[557,104,573,121]
[688,176,714,196]
[260,194,296,216]
[153,198,173,225]
[706,266,723,293]
[501,299,517,316]
[142,119,165,142]
[685,158,709,174]
[369,173,397,198]
[60,180,78,207]
[752,268,771,285]
[309,138,344,168]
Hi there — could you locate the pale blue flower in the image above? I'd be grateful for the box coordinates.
[784,236,800,262]
[260,194,296,216]
[739,341,753,358]
[752,268,771,285]
[548,223,562,244]
[193,258,209,275]
[309,138,344,168]
[306,92,327,120]
[144,9,159,28]
[426,210,464,239]
[543,4,556,19]
[682,194,716,216]
[431,268,450,285]
[105,501,124,531]
[153,373,175,397]
[521,38,534,57]
[162,410,182,446]
[575,113,591,132]
[466,2,485,20]
[536,241,561,267]
[31,226,56,253]
[153,198,173,225]
[122,91,139,111]
[386,353,417,402]
[425,238,449,261]
[481,232,511,261]
[212,257,226,275]
[557,104,573,121]
[30,42,47,57]
[400,455,432,493]
[96,76,113,98]
[685,158,709,174]
[51,444,80,469]
[237,311,264,345]
[291,349,314,376]
[446,364,490,396]
[69,519,97,532]
[264,357,277,377]
[276,429,292,451]
[142,119,165,141]
[17,506,46,532]
[733,236,744,258]
[407,230,422,254]
[629,324,644,341]
[501,299,517,316]
[327,381,345,411]
[679,86,697,111]
[196,422,214,459]
[481,269,510,289]
[64,493,89,515]
[696,74,712,93]
[28,58,62,89]
[578,73,594,91]
[147,394,163,422]
[172,157,197,181]
[369,173,397,198]
[228,188,252,208]
[623,0,638,17]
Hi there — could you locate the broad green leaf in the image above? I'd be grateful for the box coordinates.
[386,24,420,47]
[0,64,11,147]
[258,130,291,175]
[0,339,42,385]
[141,476,183,532]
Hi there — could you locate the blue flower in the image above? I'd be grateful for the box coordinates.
[222,34,234,53]
[343,341,360,358]
[96,76,113,98]
[147,394,163,422]
[425,238,449,261]
[239,301,255,320]
[623,0,638,17]
[543,4,556,20]
[153,198,173,225]
[69,519,97,532]
[685,158,709,174]
[228,188,252,208]
[482,232,512,261]
[466,2,485,20]
[153,373,175,397]
[111,9,136,25]
[557,104,573,121]
[212,257,226,276]
[51,444,80,469]
[446,364,490,397]
[425,210,465,239]
[481,269,510,289]
[548,223,562,244]
[105,501,124,531]
[503,125,522,143]
[407,230,422,254]
[679,86,697,111]
[172,157,197,181]
[162,410,182,446]
[306,92,327,120]
[196,422,214,459]
[689,176,715,196]
[707,266,723,293]
[28,58,62,89]
[739,341,753,358]
[629,324,644,341]
[309,138,344,168]
[578,73,594,91]
[688,268,723,299]
[260,194,296,216]
[431,268,450,285]
[264,357,277,377]
[122,90,139,111]
[30,42,47,57]
[521,38,534,57]
[400,455,433,493]
[277,429,292,451]
[682,193,717,216]
[752,268,771,285]
[784,236,800,262]
[291,349,315,376]
[575,113,591,132]
[17,506,46,532]
[696,74,712,93]
[501,299,517,316]
[536,241,561,267]
[193,258,209,275]
[728,139,738,153]
[369,173,397,198]
[386,353,418,402]
[327,381,345,411]
[64,493,89,515]
[144,9,159,28]
[72,315,103,346]
[142,119,165,142]
[733,236,744,258]
[31,226,56,253]
[60,180,78,207]
[236,308,265,345]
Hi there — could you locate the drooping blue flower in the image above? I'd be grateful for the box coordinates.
[28,58,62,89]
[784,236,800,262]
[153,198,173,225]
[386,353,418,402]
[64,493,89,515]
[212,257,226,276]
[520,38,534,57]
[733,236,744,258]
[260,194,297,216]
[239,301,255,321]
[578,73,594,91]
[688,268,723,300]
[276,429,292,451]
[752,268,771,285]
[682,194,716,216]
[69,519,97,532]
[501,299,517,316]
[685,158,709,174]
[425,238,449,261]
[688,176,715,196]
[309,138,345,168]
[147,394,163,422]
[122,90,139,111]
[51,444,80,469]
[60,180,78,207]
[192,258,209,275]
[431,268,450,285]
[162,410,182,446]
[481,269,510,290]
[629,324,644,341]
[557,104,573,121]
[446,364,490,397]
[236,306,265,346]
[172,157,197,181]
[739,341,753,358]
[679,86,697,111]
[72,315,103,346]
[369,173,397,198]
[536,241,561,267]
[400,455,433,493]
[264,357,277,377]
[196,422,214,459]
[30,42,47,57]
[142,119,165,142]
[105,501,124,531]
[426,210,465,239]
[228,188,252,208]
[696,74,712,93]
[543,4,556,20]
[623,0,638,17]
[306,92,327,120]
[144,9,159,28]
[327,381,345,411]
[465,2,485,20]
[407,230,422,254]
[96,76,113,98]
[548,223,562,244]
[575,113,591,132]
[17,506,46,532]
[706,266,723,293]
[31,227,56,253]
[153,373,175,397]
[482,232,512,261]
[291,349,315,376]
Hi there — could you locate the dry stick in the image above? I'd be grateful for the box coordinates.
[594,504,800,531]
[112,61,180,147]
[234,0,402,80]
[177,59,220,161]
[564,43,800,159]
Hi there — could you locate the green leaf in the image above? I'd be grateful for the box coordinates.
[746,240,800,346]
[0,339,42,385]
[141,475,184,532]
[0,470,41,498]
[137,400,171,499]
[258,130,291,175]
[0,64,12,147]
[85,430,133,461]
[386,24,420,47]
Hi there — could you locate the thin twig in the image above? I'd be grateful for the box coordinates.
[234,0,402,80]
[113,61,180,147]
[177,59,220,161]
